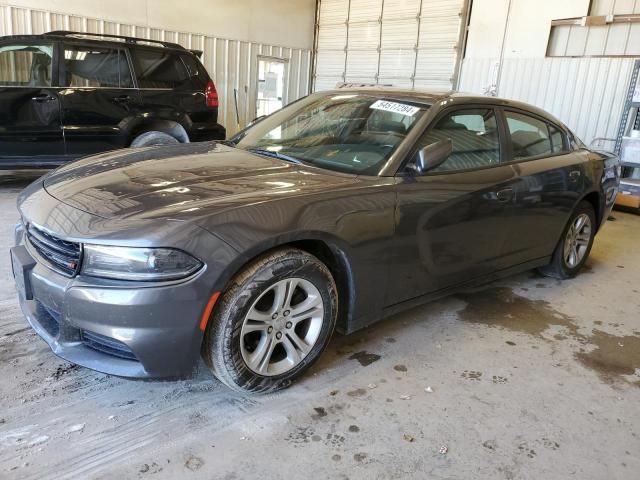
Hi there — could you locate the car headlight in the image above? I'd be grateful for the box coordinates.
[81,245,203,281]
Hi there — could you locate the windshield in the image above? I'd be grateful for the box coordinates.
[232,93,428,175]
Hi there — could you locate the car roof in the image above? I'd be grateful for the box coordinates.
[0,31,193,55]
[320,87,567,129]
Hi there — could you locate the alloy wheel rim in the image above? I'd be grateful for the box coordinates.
[240,278,324,376]
[563,213,591,268]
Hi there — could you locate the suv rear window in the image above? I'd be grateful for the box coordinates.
[180,53,208,88]
[130,49,189,89]
[63,44,133,88]
[0,44,53,86]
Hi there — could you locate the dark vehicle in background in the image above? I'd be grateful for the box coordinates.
[11,89,619,393]
[0,31,225,169]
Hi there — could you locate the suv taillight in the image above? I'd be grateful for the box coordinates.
[205,80,219,108]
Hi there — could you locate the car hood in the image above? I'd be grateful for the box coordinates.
[43,142,356,220]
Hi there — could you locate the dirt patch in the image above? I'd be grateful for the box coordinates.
[311,407,327,420]
[347,388,367,397]
[456,287,640,387]
[348,351,381,366]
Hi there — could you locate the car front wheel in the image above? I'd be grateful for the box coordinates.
[202,248,338,393]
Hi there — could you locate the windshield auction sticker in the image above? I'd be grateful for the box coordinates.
[370,99,420,116]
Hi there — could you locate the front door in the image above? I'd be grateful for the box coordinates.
[256,57,287,118]
[389,107,516,305]
[59,42,138,156]
[0,42,64,166]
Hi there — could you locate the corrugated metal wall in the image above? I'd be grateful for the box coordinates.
[459,56,638,149]
[0,3,312,136]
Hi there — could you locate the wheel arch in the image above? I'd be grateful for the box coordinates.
[213,233,356,335]
[579,190,602,230]
[127,119,190,145]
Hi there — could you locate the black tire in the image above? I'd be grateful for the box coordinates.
[130,131,180,147]
[538,201,596,279]
[202,248,338,394]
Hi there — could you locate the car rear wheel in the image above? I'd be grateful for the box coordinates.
[538,200,596,279]
[202,248,338,393]
[130,131,180,147]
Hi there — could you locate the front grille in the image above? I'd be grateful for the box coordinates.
[27,225,81,277]
[81,330,138,361]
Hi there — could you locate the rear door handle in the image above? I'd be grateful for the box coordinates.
[113,95,132,103]
[495,187,514,203]
[31,94,56,102]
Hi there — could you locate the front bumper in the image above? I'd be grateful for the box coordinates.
[11,242,208,379]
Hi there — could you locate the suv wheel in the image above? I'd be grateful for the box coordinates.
[130,131,180,147]
[538,201,596,279]
[202,248,338,394]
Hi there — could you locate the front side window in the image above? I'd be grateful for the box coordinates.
[414,108,501,173]
[131,49,188,89]
[63,45,132,88]
[506,111,553,159]
[0,43,53,87]
[233,93,428,175]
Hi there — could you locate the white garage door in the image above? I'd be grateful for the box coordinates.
[313,0,469,91]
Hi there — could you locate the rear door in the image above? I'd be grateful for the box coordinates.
[390,106,516,305]
[498,109,586,265]
[129,48,199,136]
[58,42,138,155]
[0,41,64,165]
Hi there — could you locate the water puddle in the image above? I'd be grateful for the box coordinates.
[456,287,640,387]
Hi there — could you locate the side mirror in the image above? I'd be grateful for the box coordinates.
[415,139,453,173]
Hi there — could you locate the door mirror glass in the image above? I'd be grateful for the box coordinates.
[416,139,453,172]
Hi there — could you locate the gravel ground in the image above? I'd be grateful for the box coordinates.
[0,170,638,479]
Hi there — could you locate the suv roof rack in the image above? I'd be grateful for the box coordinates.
[46,30,186,51]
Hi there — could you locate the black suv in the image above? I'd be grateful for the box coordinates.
[0,31,225,169]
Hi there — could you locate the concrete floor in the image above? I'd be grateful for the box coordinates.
[0,170,638,480]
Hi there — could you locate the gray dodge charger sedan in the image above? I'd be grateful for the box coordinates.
[11,88,620,393]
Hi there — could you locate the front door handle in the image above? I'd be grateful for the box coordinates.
[495,187,514,203]
[31,93,56,102]
[113,95,132,103]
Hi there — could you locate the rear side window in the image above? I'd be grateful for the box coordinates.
[130,49,189,89]
[0,44,53,86]
[505,111,553,159]
[417,108,501,172]
[63,44,133,88]
[180,53,208,88]
[549,124,567,153]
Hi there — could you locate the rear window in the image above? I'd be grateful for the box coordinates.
[62,44,133,88]
[180,53,208,88]
[0,43,53,86]
[130,49,189,89]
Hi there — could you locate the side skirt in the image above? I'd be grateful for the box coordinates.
[340,256,551,335]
